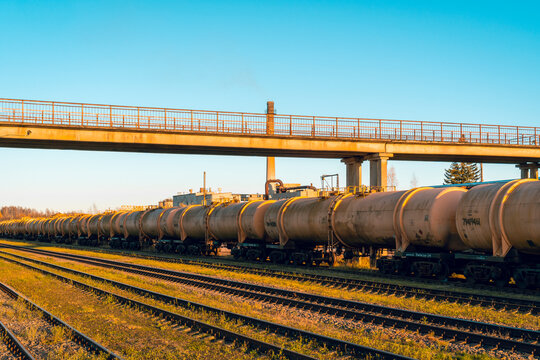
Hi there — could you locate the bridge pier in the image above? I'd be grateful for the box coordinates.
[342,153,393,190]
[366,153,393,190]
[517,162,539,179]
[341,157,363,190]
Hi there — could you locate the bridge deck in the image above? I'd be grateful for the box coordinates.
[0,98,539,163]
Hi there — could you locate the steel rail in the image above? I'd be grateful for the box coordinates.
[25,238,540,296]
[0,281,122,360]
[135,248,540,295]
[73,245,540,313]
[0,252,412,360]
[159,257,540,313]
[7,241,538,311]
[0,319,34,360]
[4,245,538,355]
[0,255,350,360]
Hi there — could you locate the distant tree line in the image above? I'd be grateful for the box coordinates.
[0,206,56,220]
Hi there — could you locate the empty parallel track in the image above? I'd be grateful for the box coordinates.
[0,280,121,360]
[100,247,540,313]
[7,241,539,314]
[0,253,415,360]
[0,318,34,360]
[2,244,539,356]
[0,252,413,360]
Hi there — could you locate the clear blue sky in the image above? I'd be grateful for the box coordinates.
[1,1,539,212]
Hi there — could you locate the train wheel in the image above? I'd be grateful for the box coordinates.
[493,267,510,288]
[246,249,261,261]
[188,245,201,256]
[410,263,421,278]
[513,269,529,289]
[326,253,336,267]
[436,263,450,281]
[176,244,186,254]
[495,275,510,288]
[292,253,307,266]
[231,247,241,259]
[269,251,284,264]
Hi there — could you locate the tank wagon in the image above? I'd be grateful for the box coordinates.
[1,179,540,288]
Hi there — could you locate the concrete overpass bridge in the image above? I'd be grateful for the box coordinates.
[1,98,539,188]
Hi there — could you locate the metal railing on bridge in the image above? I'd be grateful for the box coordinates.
[0,98,538,146]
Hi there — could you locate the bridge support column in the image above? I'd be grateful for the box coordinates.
[366,153,393,190]
[341,157,363,190]
[517,162,539,179]
[531,166,539,179]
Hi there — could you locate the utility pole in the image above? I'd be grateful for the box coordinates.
[480,163,484,182]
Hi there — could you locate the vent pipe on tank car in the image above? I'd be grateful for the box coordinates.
[264,179,284,200]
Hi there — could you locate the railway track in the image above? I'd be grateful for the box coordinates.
[103,248,540,295]
[0,253,414,360]
[7,241,539,314]
[0,280,122,360]
[101,247,540,313]
[3,244,539,356]
[0,318,34,360]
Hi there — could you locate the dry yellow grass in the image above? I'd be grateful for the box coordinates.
[0,289,95,359]
[0,249,504,360]
[0,258,269,360]
[7,242,536,331]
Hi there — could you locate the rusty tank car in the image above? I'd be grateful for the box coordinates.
[2,179,540,288]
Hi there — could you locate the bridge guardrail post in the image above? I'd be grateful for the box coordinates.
[479,124,482,143]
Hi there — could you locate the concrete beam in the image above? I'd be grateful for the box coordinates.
[2,123,540,163]
[341,157,363,189]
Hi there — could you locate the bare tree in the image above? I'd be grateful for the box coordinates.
[387,166,398,190]
[410,173,418,188]
[0,206,54,220]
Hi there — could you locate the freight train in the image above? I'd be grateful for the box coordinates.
[1,179,540,289]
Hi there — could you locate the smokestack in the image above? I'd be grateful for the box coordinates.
[266,101,275,181]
